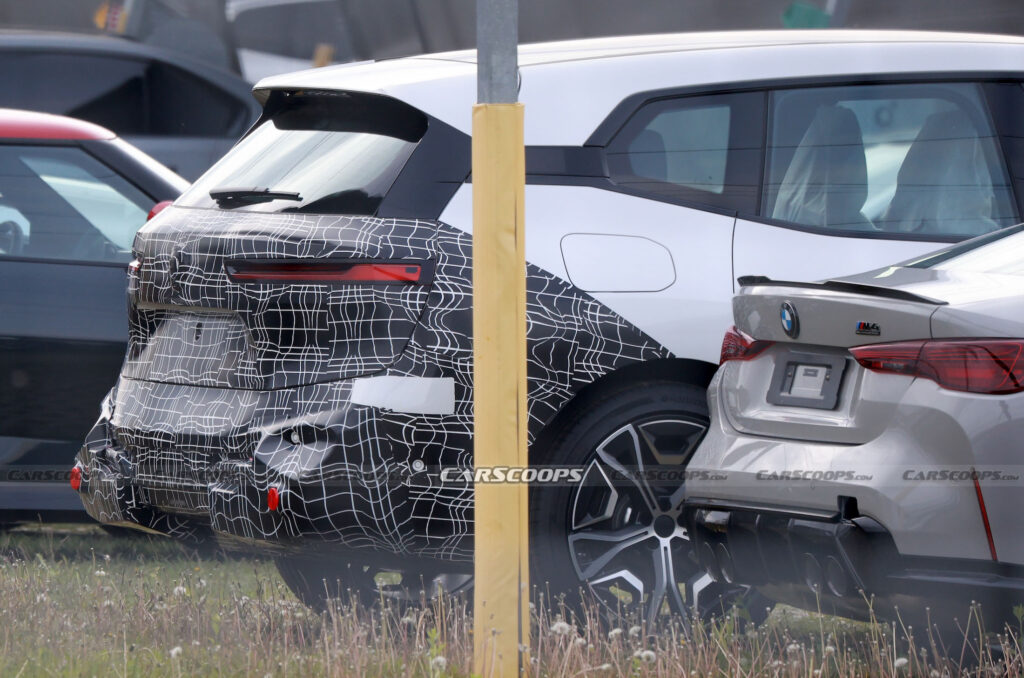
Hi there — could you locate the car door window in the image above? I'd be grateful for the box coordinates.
[0,146,151,263]
[763,82,1017,237]
[0,52,246,138]
[145,62,249,136]
[606,92,765,212]
[0,53,147,135]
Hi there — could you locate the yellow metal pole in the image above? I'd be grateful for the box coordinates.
[472,101,528,677]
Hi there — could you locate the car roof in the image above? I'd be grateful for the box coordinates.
[0,108,115,141]
[255,29,1024,146]
[415,29,1024,65]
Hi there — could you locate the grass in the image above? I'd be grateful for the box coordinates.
[1,523,1022,677]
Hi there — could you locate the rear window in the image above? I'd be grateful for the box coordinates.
[177,92,427,215]
[907,223,1024,273]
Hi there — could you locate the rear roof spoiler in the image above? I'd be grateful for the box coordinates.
[736,275,948,306]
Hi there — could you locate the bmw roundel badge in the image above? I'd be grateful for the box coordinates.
[780,301,800,339]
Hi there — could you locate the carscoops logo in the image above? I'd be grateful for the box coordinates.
[756,469,872,481]
[440,467,584,483]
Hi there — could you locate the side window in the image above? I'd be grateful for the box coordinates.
[0,52,147,135]
[763,82,1018,237]
[606,92,765,212]
[146,62,249,136]
[982,82,1024,217]
[0,146,151,263]
[0,53,246,137]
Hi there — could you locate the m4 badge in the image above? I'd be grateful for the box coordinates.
[855,321,881,336]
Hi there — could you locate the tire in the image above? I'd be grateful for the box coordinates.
[529,380,771,626]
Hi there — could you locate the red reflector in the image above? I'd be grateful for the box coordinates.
[267,487,280,512]
[70,466,82,491]
[972,471,998,561]
[851,339,1024,395]
[225,260,425,284]
[720,325,774,365]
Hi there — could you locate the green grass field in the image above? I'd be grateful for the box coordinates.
[0,523,1018,677]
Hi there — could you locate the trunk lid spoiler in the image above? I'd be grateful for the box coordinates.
[737,275,948,306]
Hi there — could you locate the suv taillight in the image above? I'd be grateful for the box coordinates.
[850,339,1024,395]
[224,260,428,284]
[720,326,773,365]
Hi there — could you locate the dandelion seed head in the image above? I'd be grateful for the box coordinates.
[549,620,573,636]
[632,649,656,663]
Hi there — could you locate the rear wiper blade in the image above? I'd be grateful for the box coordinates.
[209,187,302,208]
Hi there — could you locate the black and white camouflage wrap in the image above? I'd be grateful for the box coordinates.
[76,206,669,560]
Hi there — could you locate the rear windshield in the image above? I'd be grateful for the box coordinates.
[907,222,1024,274]
[177,92,426,215]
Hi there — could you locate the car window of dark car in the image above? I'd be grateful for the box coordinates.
[0,52,247,137]
[605,91,765,213]
[145,61,249,136]
[0,52,147,134]
[0,145,151,263]
[762,81,1018,238]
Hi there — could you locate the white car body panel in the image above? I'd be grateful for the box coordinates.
[559,233,676,292]
[440,184,736,362]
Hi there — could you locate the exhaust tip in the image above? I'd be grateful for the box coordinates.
[699,542,721,582]
[716,542,735,583]
[825,556,848,597]
[802,553,823,593]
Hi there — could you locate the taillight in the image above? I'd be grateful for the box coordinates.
[224,260,429,285]
[148,200,172,221]
[720,326,774,365]
[851,339,1024,395]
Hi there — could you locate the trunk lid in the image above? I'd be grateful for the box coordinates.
[722,274,946,443]
[733,274,943,346]
[123,206,435,390]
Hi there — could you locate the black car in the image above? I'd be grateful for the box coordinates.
[0,30,260,179]
[0,108,188,523]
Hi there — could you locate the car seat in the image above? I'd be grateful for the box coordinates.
[878,109,999,236]
[772,105,874,232]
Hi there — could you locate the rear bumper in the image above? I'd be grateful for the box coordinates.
[73,377,474,559]
[684,499,1024,627]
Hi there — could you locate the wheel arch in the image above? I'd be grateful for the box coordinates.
[529,356,717,464]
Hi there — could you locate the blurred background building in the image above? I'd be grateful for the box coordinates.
[3,0,1024,82]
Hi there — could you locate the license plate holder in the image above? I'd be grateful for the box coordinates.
[766,350,847,410]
